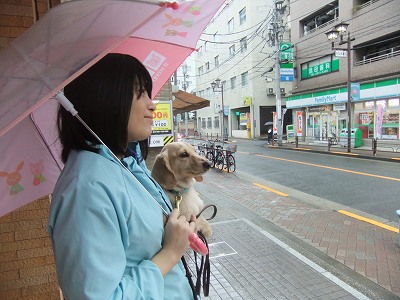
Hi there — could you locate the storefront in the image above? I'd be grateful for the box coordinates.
[286,77,400,141]
[354,98,399,139]
[305,104,347,140]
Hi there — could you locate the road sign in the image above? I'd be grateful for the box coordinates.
[335,50,347,57]
[281,75,294,81]
[280,68,294,76]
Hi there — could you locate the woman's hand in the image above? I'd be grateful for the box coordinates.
[151,209,196,276]
[163,209,196,257]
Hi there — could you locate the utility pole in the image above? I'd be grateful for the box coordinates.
[269,0,285,146]
[182,63,189,137]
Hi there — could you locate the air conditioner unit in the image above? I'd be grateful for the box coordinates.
[280,88,286,95]
[267,88,274,95]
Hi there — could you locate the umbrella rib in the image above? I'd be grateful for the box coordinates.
[29,112,63,171]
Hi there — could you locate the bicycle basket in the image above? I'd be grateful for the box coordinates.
[226,145,237,153]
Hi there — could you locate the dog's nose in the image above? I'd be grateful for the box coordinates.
[203,160,212,170]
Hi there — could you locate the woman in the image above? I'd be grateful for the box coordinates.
[48,53,196,299]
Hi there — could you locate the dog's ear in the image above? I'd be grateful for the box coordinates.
[194,175,203,182]
[151,153,177,190]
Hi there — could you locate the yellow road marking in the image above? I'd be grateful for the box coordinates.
[331,151,359,156]
[392,157,400,161]
[294,147,311,151]
[256,154,400,182]
[253,183,288,196]
[338,210,399,233]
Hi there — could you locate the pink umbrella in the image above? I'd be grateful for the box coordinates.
[0,0,225,218]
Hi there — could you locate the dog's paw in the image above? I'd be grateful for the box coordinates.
[196,217,213,238]
[200,227,213,238]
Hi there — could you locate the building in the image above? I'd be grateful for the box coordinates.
[194,0,293,140]
[288,0,400,142]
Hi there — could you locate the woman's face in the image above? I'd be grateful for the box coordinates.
[127,86,155,142]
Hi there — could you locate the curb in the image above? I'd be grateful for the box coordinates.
[268,145,400,163]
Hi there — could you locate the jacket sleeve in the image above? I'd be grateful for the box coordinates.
[49,179,165,300]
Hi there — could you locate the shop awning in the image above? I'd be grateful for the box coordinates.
[172,90,210,114]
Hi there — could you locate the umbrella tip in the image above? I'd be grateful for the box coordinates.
[159,1,180,10]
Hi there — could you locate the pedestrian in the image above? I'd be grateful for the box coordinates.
[48,53,197,299]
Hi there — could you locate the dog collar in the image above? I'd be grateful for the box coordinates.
[169,188,190,195]
[169,188,189,211]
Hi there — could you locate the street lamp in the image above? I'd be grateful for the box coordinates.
[211,78,225,141]
[325,22,354,153]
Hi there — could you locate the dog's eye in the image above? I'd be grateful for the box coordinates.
[180,151,189,158]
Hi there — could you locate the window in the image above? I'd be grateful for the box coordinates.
[230,76,236,89]
[206,87,211,98]
[204,41,208,53]
[240,37,247,52]
[214,55,219,67]
[239,7,246,25]
[198,66,203,76]
[207,117,212,128]
[302,2,338,36]
[201,118,206,128]
[198,46,203,56]
[214,116,220,128]
[241,71,248,86]
[229,45,235,56]
[205,62,210,71]
[228,18,234,33]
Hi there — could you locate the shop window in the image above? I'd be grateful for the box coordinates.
[376,100,386,109]
[388,98,399,107]
[365,101,375,109]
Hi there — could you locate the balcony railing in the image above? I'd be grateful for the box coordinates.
[354,0,380,12]
[303,18,337,36]
[355,46,400,66]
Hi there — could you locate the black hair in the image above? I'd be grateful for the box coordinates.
[57,53,152,163]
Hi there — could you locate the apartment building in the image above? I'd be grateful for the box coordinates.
[288,0,400,141]
[194,0,292,139]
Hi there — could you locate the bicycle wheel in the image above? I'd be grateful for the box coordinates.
[227,154,236,172]
[206,151,215,168]
[215,152,224,170]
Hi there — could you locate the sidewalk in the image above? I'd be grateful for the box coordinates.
[189,168,400,299]
[268,139,400,162]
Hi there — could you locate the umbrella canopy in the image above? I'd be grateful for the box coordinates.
[264,121,274,126]
[0,0,225,217]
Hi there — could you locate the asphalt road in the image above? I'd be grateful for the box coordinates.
[230,139,400,224]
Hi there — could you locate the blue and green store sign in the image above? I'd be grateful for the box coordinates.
[286,78,400,109]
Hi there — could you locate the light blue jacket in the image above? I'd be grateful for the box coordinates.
[48,144,194,299]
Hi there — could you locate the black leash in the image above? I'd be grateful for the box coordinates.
[181,204,217,299]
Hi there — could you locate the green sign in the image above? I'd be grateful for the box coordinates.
[280,43,293,60]
[302,59,339,79]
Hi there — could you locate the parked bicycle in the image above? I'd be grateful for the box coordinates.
[214,145,236,172]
